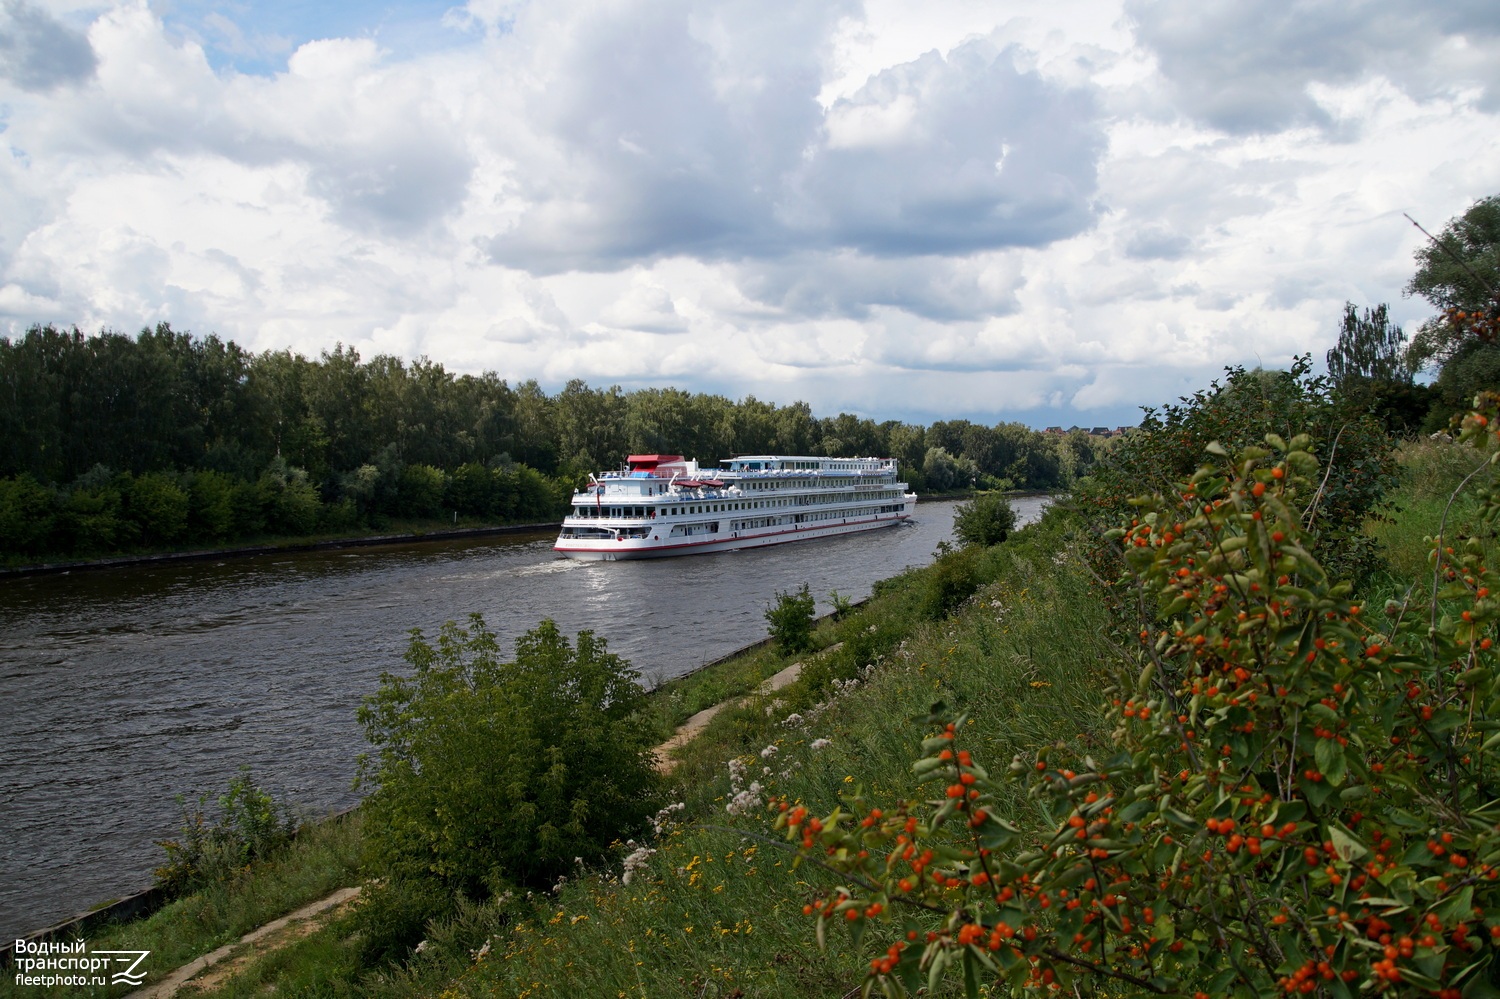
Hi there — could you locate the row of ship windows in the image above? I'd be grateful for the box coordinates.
[730,504,907,530]
[574,494,903,519]
[560,504,907,542]
[743,477,889,490]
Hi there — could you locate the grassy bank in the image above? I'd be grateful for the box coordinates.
[1,814,363,999]
[28,436,1496,997]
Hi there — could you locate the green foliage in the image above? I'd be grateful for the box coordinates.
[0,473,56,555]
[1326,303,1433,434]
[356,616,659,908]
[953,491,1017,548]
[922,543,986,619]
[153,767,294,897]
[60,471,125,552]
[923,446,979,492]
[1079,358,1395,584]
[1327,302,1411,388]
[1407,195,1500,366]
[127,471,190,545]
[187,469,236,540]
[398,464,448,518]
[1425,343,1500,433]
[256,460,322,534]
[1409,194,1500,311]
[765,583,817,654]
[772,405,1500,998]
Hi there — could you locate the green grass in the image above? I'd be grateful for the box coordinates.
[1366,435,1499,595]
[0,813,364,999]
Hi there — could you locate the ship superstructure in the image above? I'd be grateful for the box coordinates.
[553,454,916,560]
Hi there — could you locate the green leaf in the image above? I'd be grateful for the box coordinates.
[1315,737,1347,786]
[1327,821,1367,862]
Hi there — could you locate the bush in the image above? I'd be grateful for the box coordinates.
[398,463,447,518]
[765,583,816,654]
[356,617,659,907]
[257,460,322,534]
[1078,358,1395,585]
[154,767,295,896]
[952,491,1017,547]
[187,469,237,541]
[127,471,190,545]
[772,401,1500,998]
[0,473,56,556]
[61,470,125,553]
[921,543,985,619]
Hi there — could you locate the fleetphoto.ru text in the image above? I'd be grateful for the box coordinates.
[12,939,150,988]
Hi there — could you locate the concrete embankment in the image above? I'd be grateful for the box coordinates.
[0,522,558,580]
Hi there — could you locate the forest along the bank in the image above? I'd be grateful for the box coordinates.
[0,326,1112,565]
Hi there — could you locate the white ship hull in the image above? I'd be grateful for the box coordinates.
[553,453,916,561]
[556,509,912,561]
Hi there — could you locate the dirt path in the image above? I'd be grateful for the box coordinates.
[127,887,361,999]
[652,658,805,774]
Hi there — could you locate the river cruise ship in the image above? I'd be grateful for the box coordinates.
[553,454,917,560]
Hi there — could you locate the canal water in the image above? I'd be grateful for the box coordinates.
[0,497,1047,938]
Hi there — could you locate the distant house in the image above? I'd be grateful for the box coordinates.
[1044,426,1064,435]
[1067,425,1082,434]
[1089,427,1111,437]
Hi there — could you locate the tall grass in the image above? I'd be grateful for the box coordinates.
[0,813,363,999]
[1367,435,1498,590]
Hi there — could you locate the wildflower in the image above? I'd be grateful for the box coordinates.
[810,738,832,750]
[760,744,779,759]
[782,712,805,727]
[622,845,656,885]
[726,781,763,817]
[651,802,686,835]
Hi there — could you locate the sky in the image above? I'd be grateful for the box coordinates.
[1,0,1498,429]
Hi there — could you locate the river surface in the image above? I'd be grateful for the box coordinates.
[0,496,1047,938]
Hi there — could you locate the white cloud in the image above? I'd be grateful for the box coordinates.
[0,0,1498,429]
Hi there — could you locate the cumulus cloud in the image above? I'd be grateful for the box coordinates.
[0,0,1497,430]
[788,39,1104,255]
[481,8,1105,270]
[736,250,1024,322]
[1127,0,1500,133]
[0,0,96,91]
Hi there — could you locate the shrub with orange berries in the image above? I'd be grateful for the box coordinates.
[771,393,1500,997]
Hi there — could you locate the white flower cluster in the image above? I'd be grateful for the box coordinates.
[759,743,779,759]
[782,712,805,727]
[726,757,763,817]
[810,738,832,751]
[621,841,656,885]
[650,801,686,836]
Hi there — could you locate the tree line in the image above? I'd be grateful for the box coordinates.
[0,325,1110,560]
